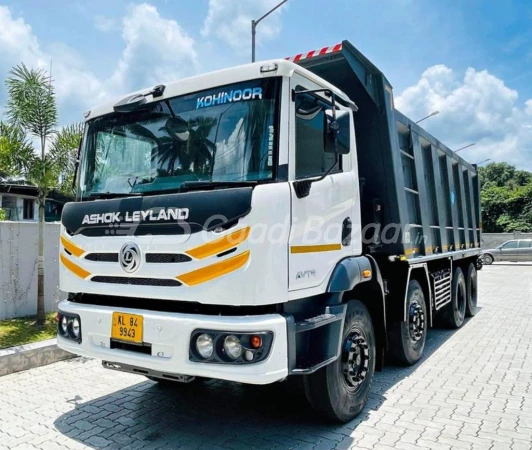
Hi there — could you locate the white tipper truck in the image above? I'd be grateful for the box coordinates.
[57,41,481,422]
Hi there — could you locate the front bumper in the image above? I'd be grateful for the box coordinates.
[57,300,288,385]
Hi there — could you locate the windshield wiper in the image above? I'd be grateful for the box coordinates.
[86,192,143,200]
[140,181,257,197]
[180,181,257,191]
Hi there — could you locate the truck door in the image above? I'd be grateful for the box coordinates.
[288,73,360,291]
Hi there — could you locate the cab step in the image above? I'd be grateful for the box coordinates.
[288,304,346,375]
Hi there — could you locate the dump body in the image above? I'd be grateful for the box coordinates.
[293,41,481,261]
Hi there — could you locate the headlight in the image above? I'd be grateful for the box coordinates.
[71,317,81,339]
[189,330,273,364]
[57,312,81,343]
[223,335,242,360]
[196,334,214,359]
[61,316,68,334]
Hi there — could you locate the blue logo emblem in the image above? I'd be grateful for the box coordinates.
[196,87,263,109]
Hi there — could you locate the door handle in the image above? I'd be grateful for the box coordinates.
[342,217,352,246]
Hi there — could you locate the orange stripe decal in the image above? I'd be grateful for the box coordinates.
[290,244,341,254]
[60,235,85,258]
[186,227,250,259]
[177,251,250,286]
[60,253,91,279]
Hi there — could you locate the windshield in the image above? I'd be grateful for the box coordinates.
[78,78,281,199]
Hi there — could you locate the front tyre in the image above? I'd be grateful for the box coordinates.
[304,300,376,423]
[388,279,427,365]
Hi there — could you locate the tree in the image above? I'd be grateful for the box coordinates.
[479,162,532,233]
[5,64,58,325]
[48,122,84,194]
[0,121,35,180]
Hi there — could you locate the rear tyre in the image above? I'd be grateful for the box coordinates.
[466,263,479,317]
[388,279,427,365]
[482,254,494,265]
[443,267,467,329]
[304,300,376,423]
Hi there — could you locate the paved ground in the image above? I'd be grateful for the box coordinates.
[1,264,532,450]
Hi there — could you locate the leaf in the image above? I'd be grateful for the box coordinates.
[48,122,84,194]
[5,63,58,142]
[0,121,36,180]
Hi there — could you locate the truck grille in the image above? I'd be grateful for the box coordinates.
[85,253,119,262]
[145,253,192,263]
[84,253,191,263]
[91,276,182,287]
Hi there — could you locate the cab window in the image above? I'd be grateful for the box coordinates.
[294,90,342,179]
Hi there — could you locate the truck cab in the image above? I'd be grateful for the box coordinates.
[61,60,361,306]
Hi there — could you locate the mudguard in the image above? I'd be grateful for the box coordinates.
[327,256,373,292]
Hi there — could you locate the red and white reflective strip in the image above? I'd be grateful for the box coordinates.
[285,43,343,62]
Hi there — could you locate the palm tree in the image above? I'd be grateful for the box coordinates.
[5,64,58,325]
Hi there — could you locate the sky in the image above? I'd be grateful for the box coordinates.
[0,0,531,170]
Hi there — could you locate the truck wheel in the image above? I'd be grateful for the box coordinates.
[388,279,427,365]
[466,263,478,317]
[443,267,466,328]
[304,300,375,423]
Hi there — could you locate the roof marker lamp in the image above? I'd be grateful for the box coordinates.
[260,63,278,73]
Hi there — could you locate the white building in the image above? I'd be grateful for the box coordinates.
[0,183,69,222]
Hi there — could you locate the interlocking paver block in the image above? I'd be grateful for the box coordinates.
[0,265,531,449]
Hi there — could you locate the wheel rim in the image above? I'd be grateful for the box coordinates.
[483,255,493,264]
[408,300,425,342]
[341,329,370,393]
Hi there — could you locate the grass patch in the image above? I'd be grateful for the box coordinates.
[0,313,58,349]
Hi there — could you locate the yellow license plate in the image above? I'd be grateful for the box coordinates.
[111,312,143,344]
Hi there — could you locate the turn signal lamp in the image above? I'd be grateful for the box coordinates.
[250,335,262,349]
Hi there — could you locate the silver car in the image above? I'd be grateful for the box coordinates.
[481,239,532,264]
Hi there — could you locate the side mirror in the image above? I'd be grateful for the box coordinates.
[324,109,350,155]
